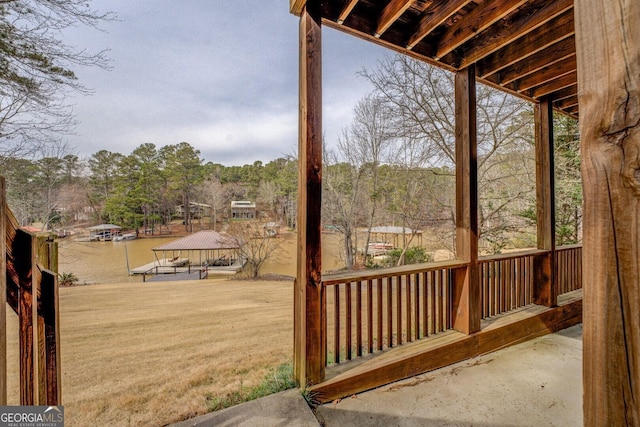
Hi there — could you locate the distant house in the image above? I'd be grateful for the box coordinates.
[174,202,212,219]
[231,201,256,219]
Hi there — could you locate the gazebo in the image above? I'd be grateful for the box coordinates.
[87,223,122,241]
[151,230,242,267]
[291,0,638,424]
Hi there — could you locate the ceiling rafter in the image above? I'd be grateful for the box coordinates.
[376,0,416,38]
[337,0,359,24]
[457,0,573,69]
[550,85,578,103]
[497,37,575,85]
[555,96,579,110]
[406,0,473,50]
[513,56,576,91]
[434,0,529,60]
[477,9,574,78]
[530,72,577,99]
[292,0,580,117]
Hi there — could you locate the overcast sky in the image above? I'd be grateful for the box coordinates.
[62,1,390,166]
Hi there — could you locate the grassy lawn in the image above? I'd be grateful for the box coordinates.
[7,278,294,426]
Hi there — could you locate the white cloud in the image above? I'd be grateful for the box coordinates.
[64,1,391,165]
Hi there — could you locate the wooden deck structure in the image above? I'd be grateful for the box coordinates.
[291,0,639,423]
[1,177,61,405]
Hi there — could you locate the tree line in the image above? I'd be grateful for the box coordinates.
[2,143,298,233]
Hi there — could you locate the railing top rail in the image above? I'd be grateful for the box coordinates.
[322,259,468,286]
[478,248,548,263]
[556,244,582,251]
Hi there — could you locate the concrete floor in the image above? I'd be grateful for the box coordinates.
[315,324,583,427]
[173,324,583,427]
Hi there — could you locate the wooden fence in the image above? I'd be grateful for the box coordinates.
[1,177,61,405]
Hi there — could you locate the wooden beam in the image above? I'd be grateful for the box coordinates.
[375,0,414,38]
[575,0,640,423]
[458,0,573,68]
[434,0,528,60]
[533,98,556,307]
[295,0,325,387]
[496,37,575,85]
[530,72,577,99]
[554,96,578,110]
[477,9,574,78]
[452,66,480,335]
[514,56,576,92]
[0,179,6,405]
[548,84,577,103]
[290,0,306,15]
[406,0,472,50]
[337,0,359,24]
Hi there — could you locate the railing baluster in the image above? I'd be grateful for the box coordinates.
[377,278,383,351]
[439,269,446,332]
[493,261,499,316]
[367,279,373,355]
[334,285,340,364]
[396,275,402,345]
[356,280,362,357]
[429,271,438,334]
[386,276,393,348]
[406,274,412,342]
[346,282,352,360]
[414,273,420,340]
[422,272,428,338]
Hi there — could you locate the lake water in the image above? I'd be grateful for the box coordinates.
[58,232,345,284]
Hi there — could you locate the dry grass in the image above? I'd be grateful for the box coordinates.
[6,278,293,426]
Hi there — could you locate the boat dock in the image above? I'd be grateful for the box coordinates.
[129,257,189,275]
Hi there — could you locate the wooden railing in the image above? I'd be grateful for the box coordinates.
[322,260,467,365]
[556,245,582,294]
[322,246,582,366]
[1,177,61,405]
[478,250,544,319]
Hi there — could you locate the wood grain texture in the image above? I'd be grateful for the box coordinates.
[575,0,640,423]
[294,0,325,386]
[0,179,6,405]
[453,66,480,335]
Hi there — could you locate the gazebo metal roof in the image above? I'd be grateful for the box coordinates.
[152,231,240,252]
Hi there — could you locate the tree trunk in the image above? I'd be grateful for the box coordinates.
[575,0,640,424]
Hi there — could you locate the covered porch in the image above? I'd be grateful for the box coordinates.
[291,0,638,423]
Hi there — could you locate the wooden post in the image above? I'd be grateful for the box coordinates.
[575,0,640,424]
[452,66,481,335]
[533,98,557,307]
[294,0,325,386]
[15,230,35,405]
[0,178,6,405]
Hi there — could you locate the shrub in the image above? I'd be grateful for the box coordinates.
[58,272,79,287]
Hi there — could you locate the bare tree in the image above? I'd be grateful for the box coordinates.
[323,95,394,269]
[228,221,284,279]
[363,55,536,254]
[0,1,113,158]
